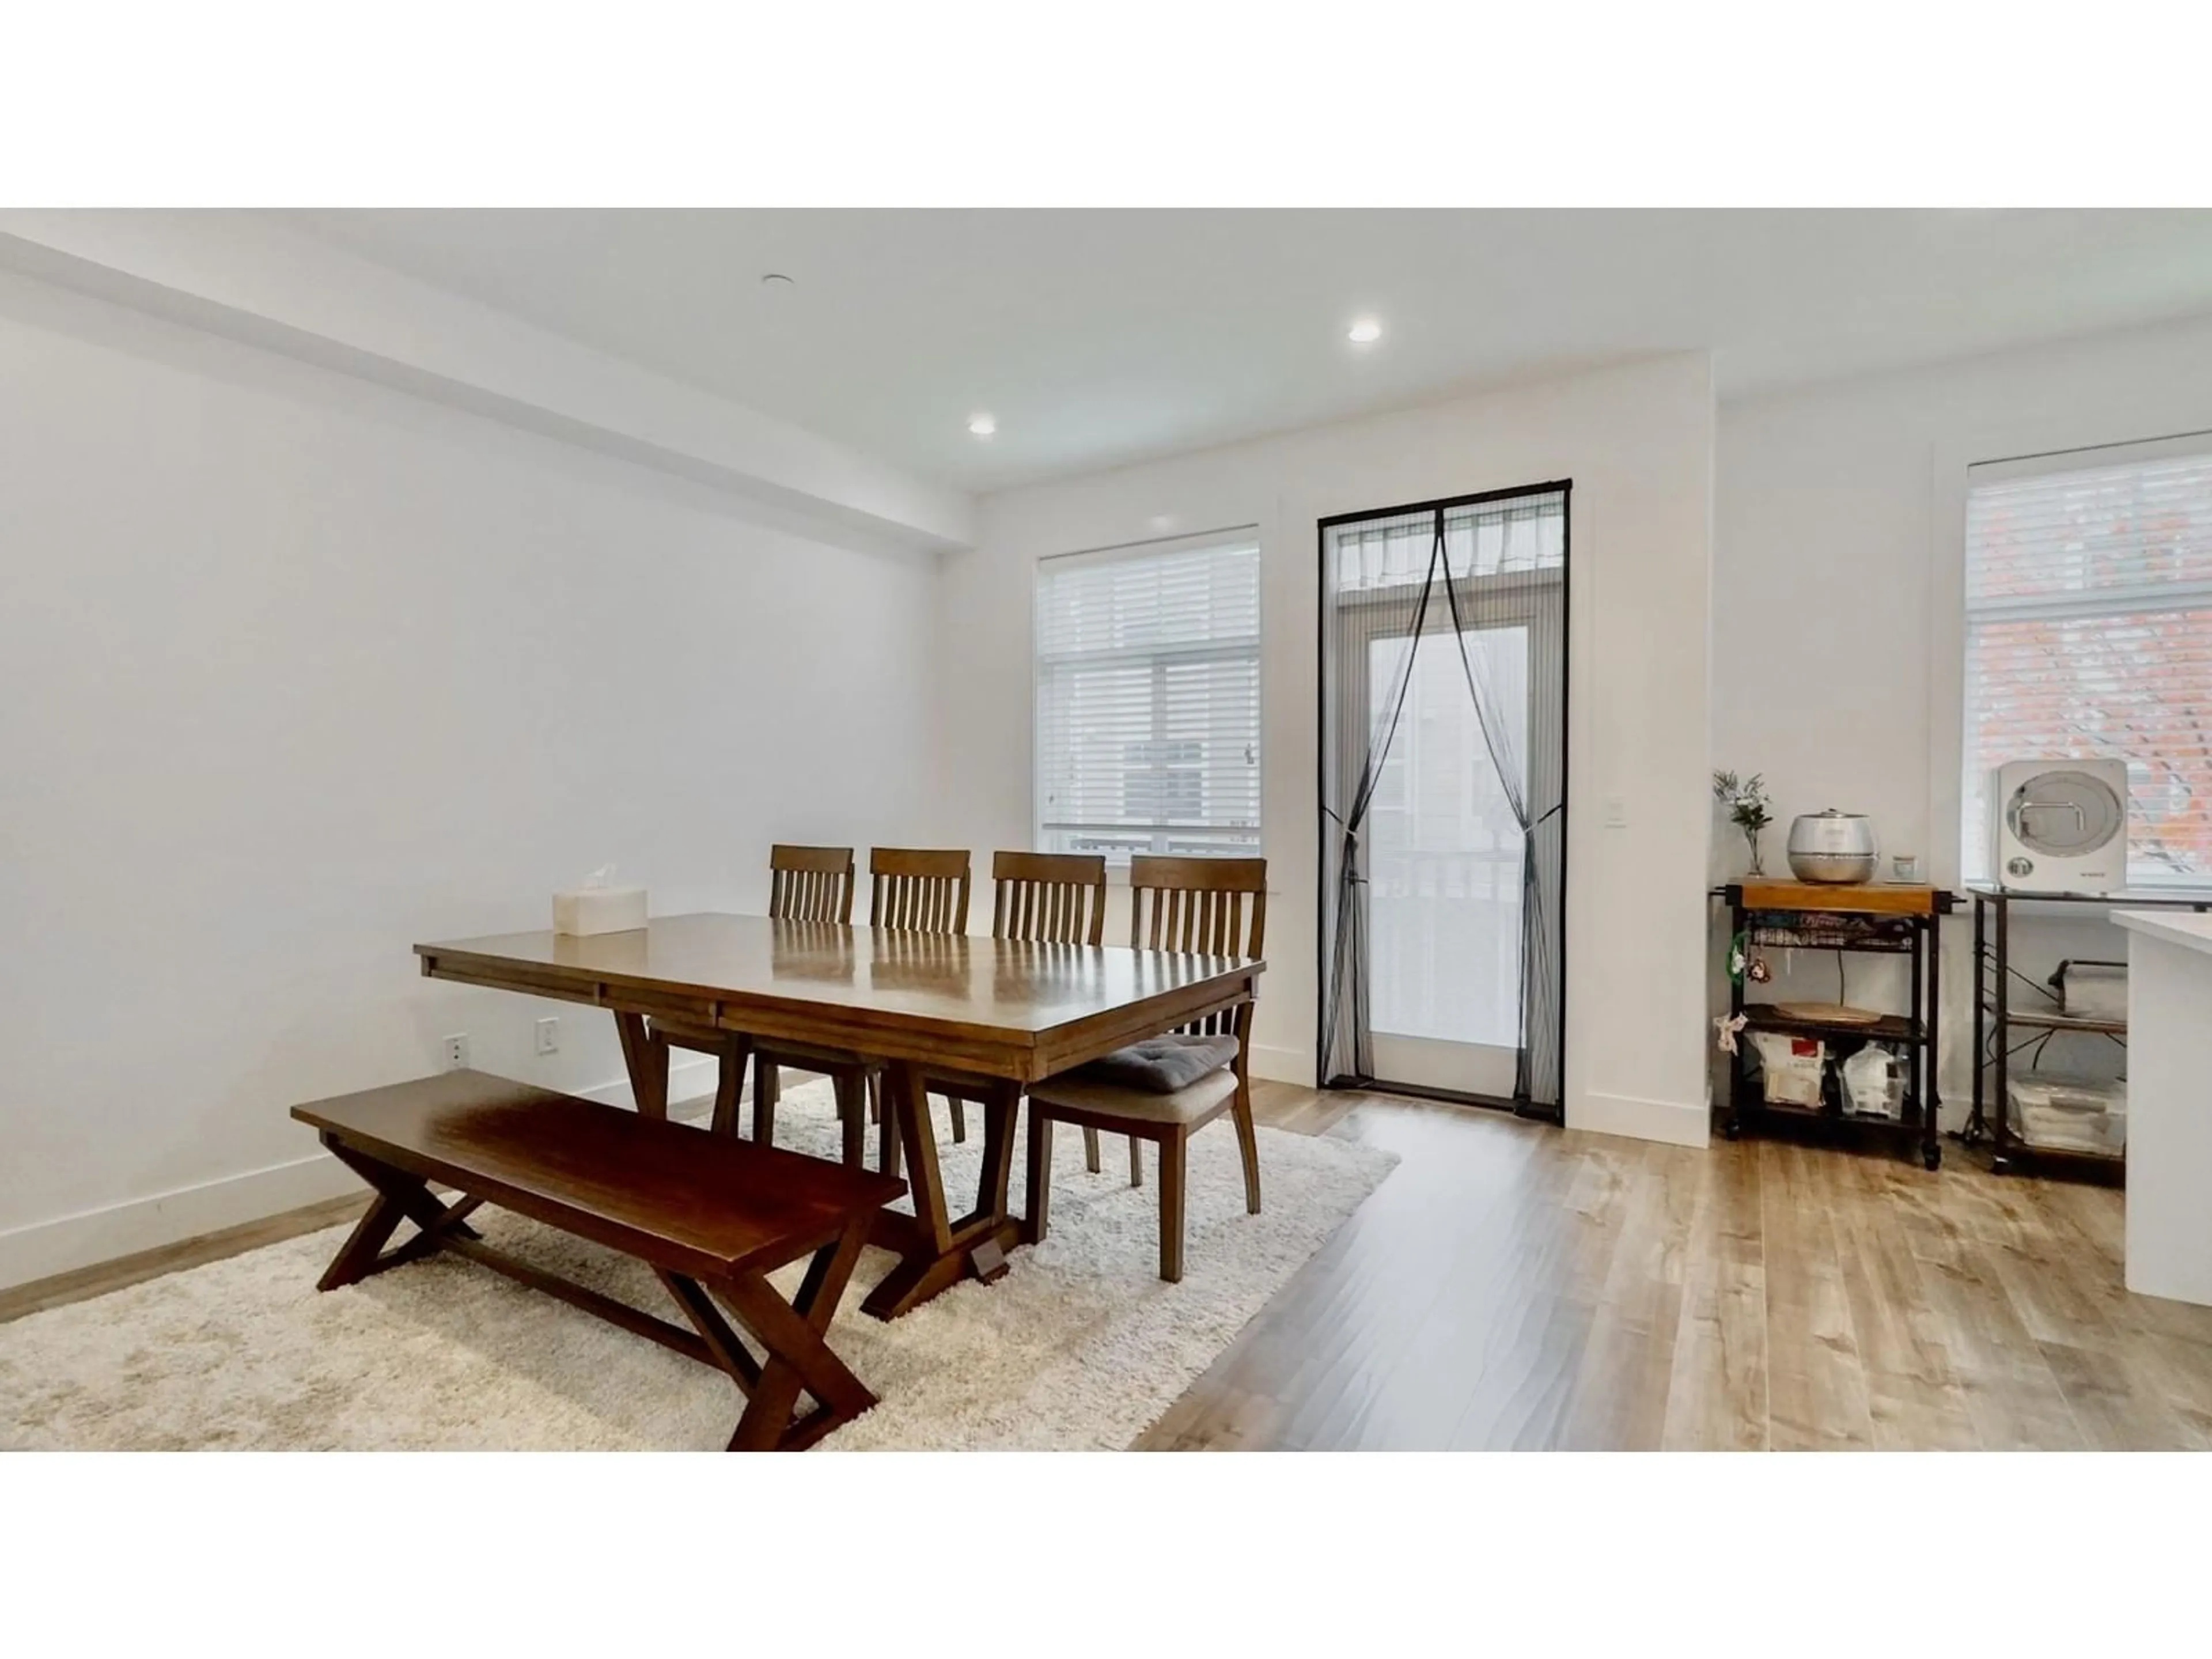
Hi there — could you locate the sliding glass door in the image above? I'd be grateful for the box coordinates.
[1319,486,1568,1114]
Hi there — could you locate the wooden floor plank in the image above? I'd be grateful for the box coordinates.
[1830,1156,1980,1450]
[1558,1145,1702,1450]
[1761,1142,1878,1450]
[1660,1143,1769,1451]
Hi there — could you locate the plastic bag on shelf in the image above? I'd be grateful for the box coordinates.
[1841,1045,1905,1119]
[1747,1031,1826,1107]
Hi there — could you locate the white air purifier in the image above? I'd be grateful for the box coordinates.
[1991,759,2129,895]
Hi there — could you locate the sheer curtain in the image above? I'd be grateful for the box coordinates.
[1319,484,1569,1116]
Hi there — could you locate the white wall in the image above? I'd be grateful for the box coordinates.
[1714,310,2212,1102]
[935,355,1718,1147]
[0,271,940,1287]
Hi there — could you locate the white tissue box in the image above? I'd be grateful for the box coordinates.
[552,885,647,935]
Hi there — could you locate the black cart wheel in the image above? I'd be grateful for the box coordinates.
[1722,1119,1741,1141]
[1923,1145,1942,1172]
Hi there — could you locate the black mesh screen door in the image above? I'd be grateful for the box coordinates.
[1317,483,1569,1117]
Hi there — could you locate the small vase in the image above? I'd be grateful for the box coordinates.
[1744,830,1764,877]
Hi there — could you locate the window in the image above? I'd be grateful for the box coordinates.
[1035,534,1261,862]
[1961,434,2212,885]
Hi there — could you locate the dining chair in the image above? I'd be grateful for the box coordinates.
[852,847,976,1172]
[1022,855,1266,1283]
[927,851,1109,1162]
[986,850,1109,948]
[647,844,874,1165]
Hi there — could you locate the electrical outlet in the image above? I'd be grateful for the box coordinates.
[1603,796,1630,828]
[535,1017,559,1056]
[441,1033,469,1071]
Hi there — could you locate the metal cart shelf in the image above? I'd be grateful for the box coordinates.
[1964,885,2212,1183]
[1716,880,1952,1171]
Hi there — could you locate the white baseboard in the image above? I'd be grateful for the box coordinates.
[0,1054,728,1294]
[1249,1043,1311,1087]
[1567,1088,1711,1149]
[0,1151,365,1293]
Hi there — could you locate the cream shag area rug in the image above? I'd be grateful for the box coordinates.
[0,1082,1395,1451]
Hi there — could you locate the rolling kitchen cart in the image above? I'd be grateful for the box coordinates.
[1718,880,1953,1170]
[1964,885,2212,1183]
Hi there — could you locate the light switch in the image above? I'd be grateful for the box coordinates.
[1603,796,1629,828]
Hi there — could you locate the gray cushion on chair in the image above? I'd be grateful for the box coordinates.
[1074,1032,1240,1093]
[1028,1066,1240,1126]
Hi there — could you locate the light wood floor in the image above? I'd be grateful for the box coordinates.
[1138,1082,2212,1450]
[9,1082,2210,1450]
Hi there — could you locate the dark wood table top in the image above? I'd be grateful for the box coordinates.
[415,912,1265,1081]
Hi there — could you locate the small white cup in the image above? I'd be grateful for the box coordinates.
[1891,853,1922,883]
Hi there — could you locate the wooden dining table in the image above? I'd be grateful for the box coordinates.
[414,913,1264,1318]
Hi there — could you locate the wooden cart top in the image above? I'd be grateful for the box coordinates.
[1724,880,1950,916]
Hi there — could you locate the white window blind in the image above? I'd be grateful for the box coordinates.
[1961,433,2212,886]
[1035,534,1261,862]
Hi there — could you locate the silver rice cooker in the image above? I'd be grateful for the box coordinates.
[1786,809,1878,884]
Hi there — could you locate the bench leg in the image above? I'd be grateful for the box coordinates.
[653,1268,763,1391]
[712,1217,876,1450]
[316,1184,416,1291]
[316,1139,481,1290]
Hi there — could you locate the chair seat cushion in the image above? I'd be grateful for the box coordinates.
[1028,1065,1238,1126]
[1073,1032,1240,1093]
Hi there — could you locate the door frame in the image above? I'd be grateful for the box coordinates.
[1314,480,1573,1119]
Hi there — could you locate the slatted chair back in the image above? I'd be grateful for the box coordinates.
[1129,855,1267,1042]
[991,851,1108,946]
[870,847,972,935]
[768,844,857,923]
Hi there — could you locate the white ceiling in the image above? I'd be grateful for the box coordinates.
[282,210,2212,493]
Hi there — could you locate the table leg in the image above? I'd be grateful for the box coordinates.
[709,1032,755,1137]
[975,1082,1018,1225]
[861,1060,1022,1320]
[613,1011,669,1120]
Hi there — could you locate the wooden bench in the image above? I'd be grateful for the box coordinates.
[292,1069,904,1451]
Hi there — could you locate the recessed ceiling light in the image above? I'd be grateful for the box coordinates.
[968,414,997,437]
[1347,318,1382,344]
[760,272,794,290]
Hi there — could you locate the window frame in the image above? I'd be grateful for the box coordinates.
[1031,527,1264,868]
